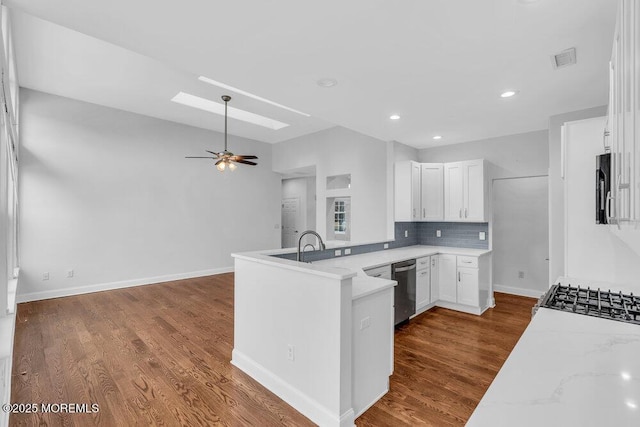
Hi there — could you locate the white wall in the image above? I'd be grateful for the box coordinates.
[273,127,389,244]
[18,89,281,301]
[419,129,549,178]
[548,105,607,284]
[393,140,419,163]
[564,117,640,287]
[493,177,549,298]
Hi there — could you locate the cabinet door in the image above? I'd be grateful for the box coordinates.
[463,160,485,221]
[430,256,439,302]
[438,254,457,302]
[415,268,430,310]
[420,163,444,221]
[411,161,421,221]
[457,267,479,307]
[444,163,464,221]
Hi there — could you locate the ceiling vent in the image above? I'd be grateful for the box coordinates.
[551,48,577,69]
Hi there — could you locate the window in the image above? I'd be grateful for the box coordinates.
[334,200,346,234]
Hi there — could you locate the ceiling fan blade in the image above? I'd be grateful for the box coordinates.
[205,150,221,157]
[185,156,217,158]
[235,160,257,166]
[232,155,258,160]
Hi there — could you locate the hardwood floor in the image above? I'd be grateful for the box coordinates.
[10,274,536,426]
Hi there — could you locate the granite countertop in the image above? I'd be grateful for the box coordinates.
[467,308,640,426]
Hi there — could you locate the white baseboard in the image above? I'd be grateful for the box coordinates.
[16,267,234,303]
[493,284,545,299]
[231,349,354,427]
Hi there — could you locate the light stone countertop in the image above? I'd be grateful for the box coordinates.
[467,307,640,426]
[233,245,491,300]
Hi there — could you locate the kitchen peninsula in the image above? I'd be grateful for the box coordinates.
[231,244,492,426]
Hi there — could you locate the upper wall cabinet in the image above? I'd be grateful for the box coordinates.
[421,163,444,221]
[605,0,640,257]
[395,161,422,221]
[444,159,488,222]
[395,159,487,222]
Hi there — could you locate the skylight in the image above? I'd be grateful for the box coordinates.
[198,76,311,117]
[171,92,290,130]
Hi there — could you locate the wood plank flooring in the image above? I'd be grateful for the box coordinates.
[10,273,536,426]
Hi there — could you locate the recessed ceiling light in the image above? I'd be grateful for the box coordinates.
[626,400,638,409]
[433,135,442,140]
[171,92,289,130]
[317,78,338,88]
[500,90,518,98]
[389,114,401,120]
[198,76,310,117]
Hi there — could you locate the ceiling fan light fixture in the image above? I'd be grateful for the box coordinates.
[186,95,259,173]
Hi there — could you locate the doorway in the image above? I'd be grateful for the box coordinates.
[281,176,316,248]
[492,176,549,297]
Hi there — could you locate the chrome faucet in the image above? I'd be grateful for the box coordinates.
[297,230,326,262]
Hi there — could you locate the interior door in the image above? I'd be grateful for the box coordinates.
[281,197,300,248]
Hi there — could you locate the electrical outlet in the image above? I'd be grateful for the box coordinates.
[383,243,389,249]
[518,271,525,279]
[344,248,351,255]
[360,316,371,330]
[479,231,486,241]
[287,345,295,361]
[66,269,74,278]
[334,249,342,256]
[404,230,408,237]
[42,272,49,281]
[436,230,441,237]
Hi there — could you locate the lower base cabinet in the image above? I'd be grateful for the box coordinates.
[436,253,491,313]
[438,254,457,303]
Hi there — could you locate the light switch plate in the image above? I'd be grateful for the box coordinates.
[383,243,389,249]
[436,230,441,237]
[344,248,351,255]
[335,249,342,256]
[404,230,408,237]
[479,231,486,241]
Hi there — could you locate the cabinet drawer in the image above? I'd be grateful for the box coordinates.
[457,256,478,268]
[364,264,391,279]
[416,256,431,271]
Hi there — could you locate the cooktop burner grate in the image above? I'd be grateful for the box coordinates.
[536,284,640,325]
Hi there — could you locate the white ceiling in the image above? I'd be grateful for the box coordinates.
[7,0,618,148]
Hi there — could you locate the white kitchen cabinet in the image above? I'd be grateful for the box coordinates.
[415,256,431,311]
[604,0,640,257]
[438,254,457,302]
[430,255,439,303]
[436,254,492,314]
[394,161,421,221]
[420,163,444,221]
[457,267,480,307]
[444,159,488,222]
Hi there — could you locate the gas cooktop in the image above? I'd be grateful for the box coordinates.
[534,283,640,325]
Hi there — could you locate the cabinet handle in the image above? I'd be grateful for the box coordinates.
[413,208,416,218]
[465,208,468,218]
[459,208,462,218]
[458,272,461,282]
[606,190,613,224]
[423,208,426,218]
[432,259,435,266]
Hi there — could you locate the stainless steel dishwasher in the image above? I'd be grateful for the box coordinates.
[391,259,416,326]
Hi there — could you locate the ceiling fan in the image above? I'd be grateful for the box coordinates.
[186,95,258,172]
